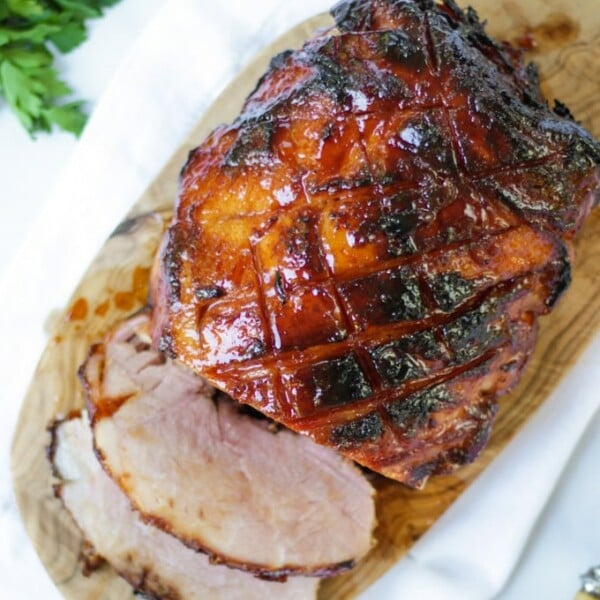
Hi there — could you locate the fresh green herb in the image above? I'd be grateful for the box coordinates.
[0,0,122,137]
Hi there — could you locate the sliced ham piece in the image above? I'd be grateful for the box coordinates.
[81,314,376,578]
[50,414,319,600]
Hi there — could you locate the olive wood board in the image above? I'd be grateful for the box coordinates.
[11,1,600,599]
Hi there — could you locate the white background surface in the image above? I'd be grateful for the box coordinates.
[0,1,598,599]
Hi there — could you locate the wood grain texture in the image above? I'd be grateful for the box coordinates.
[11,3,600,599]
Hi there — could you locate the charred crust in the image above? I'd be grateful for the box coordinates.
[302,29,426,105]
[194,285,223,301]
[156,331,177,359]
[330,0,373,32]
[430,0,550,112]
[406,461,437,487]
[439,0,528,80]
[544,242,572,308]
[308,46,351,103]
[376,29,422,64]
[80,539,105,576]
[243,338,267,360]
[284,213,315,258]
[440,292,509,362]
[454,415,496,465]
[270,49,294,71]
[117,566,182,600]
[383,270,424,322]
[179,146,200,180]
[553,99,575,121]
[403,403,497,487]
[46,410,83,478]
[245,49,295,104]
[309,354,374,408]
[385,383,453,436]
[232,401,283,431]
[430,272,478,312]
[332,0,433,33]
[440,0,473,24]
[368,328,448,385]
[525,62,540,90]
[412,329,446,361]
[224,115,275,168]
[564,131,600,170]
[338,266,425,327]
[379,211,419,256]
[461,417,495,461]
[161,225,192,305]
[331,412,383,448]
[274,270,287,303]
[369,343,426,385]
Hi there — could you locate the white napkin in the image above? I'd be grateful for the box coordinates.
[362,332,600,600]
[2,1,598,598]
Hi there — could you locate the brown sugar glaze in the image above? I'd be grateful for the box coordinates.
[151,0,600,486]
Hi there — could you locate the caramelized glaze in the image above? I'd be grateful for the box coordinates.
[151,0,600,486]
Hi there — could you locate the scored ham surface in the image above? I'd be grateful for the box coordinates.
[151,0,600,486]
[81,314,375,578]
[49,414,319,600]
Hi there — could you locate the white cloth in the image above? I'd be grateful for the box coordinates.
[1,1,598,598]
[362,333,600,600]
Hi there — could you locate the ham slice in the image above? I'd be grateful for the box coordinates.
[81,314,376,578]
[50,414,319,599]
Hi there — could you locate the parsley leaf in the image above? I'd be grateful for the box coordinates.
[0,0,122,137]
[42,100,86,134]
[49,21,87,52]
[6,0,45,18]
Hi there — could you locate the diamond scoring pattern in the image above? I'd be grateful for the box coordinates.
[155,0,599,485]
[201,16,556,425]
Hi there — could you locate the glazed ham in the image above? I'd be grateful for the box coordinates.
[50,414,319,600]
[151,0,600,486]
[81,315,375,578]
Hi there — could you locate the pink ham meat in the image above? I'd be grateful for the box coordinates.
[81,314,376,579]
[50,414,319,599]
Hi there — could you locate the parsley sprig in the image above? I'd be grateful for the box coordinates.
[0,0,121,137]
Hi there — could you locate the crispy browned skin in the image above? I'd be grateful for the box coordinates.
[152,0,600,486]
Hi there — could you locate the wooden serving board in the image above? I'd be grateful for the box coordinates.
[11,2,600,599]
